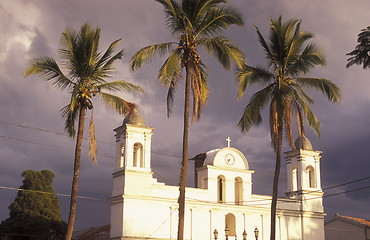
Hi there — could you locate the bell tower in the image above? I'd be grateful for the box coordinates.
[111,108,154,197]
[110,108,155,239]
[113,107,153,172]
[285,136,323,212]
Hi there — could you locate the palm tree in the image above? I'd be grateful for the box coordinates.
[237,16,341,240]
[346,26,370,69]
[24,23,142,240]
[130,1,244,239]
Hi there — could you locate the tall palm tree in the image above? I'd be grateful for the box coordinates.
[130,1,244,239]
[237,16,341,240]
[346,26,370,69]
[24,23,142,240]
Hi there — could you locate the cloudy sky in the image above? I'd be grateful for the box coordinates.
[1,0,370,231]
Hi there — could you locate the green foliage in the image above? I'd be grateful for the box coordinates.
[25,23,143,138]
[346,26,370,69]
[130,0,245,120]
[237,16,341,149]
[0,170,66,240]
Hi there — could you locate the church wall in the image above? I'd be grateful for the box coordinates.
[113,176,325,240]
[325,220,367,240]
[111,120,325,240]
[110,198,124,239]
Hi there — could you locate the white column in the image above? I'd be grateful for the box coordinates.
[209,210,213,240]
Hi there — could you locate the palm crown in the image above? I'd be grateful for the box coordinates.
[237,17,341,240]
[24,23,142,239]
[346,26,370,69]
[25,23,142,137]
[130,0,244,120]
[237,17,341,150]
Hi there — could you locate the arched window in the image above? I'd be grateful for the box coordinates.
[119,144,125,168]
[234,177,243,205]
[200,177,207,189]
[225,213,236,236]
[292,168,298,191]
[217,175,225,203]
[133,143,144,167]
[306,166,315,188]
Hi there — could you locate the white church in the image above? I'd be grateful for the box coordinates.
[109,110,325,240]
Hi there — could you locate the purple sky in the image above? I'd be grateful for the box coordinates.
[1,0,370,230]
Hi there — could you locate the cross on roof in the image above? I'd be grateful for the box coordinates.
[226,137,231,147]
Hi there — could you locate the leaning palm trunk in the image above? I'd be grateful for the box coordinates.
[65,107,86,240]
[177,66,191,240]
[270,130,282,240]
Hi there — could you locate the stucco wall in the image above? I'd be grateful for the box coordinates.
[325,220,366,240]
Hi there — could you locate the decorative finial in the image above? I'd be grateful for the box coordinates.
[226,137,231,147]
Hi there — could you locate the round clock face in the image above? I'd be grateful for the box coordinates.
[225,154,235,165]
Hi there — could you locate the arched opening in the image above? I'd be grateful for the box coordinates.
[119,144,125,168]
[225,213,236,237]
[200,177,207,189]
[306,166,315,188]
[217,175,225,203]
[133,143,144,167]
[234,177,243,205]
[292,168,298,191]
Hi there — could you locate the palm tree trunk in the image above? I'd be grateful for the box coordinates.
[177,66,191,240]
[270,128,282,240]
[65,107,86,240]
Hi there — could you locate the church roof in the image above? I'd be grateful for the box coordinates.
[202,147,249,170]
[334,213,370,227]
[294,135,313,150]
[73,224,110,240]
[122,107,146,127]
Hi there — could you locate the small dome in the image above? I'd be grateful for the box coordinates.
[294,136,313,150]
[123,107,145,127]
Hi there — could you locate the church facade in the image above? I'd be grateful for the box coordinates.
[109,112,325,240]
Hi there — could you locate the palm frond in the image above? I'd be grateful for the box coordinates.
[255,26,274,67]
[190,61,209,121]
[59,28,78,72]
[155,0,182,34]
[157,47,183,86]
[60,103,79,138]
[94,49,124,82]
[195,5,243,37]
[24,57,74,89]
[238,85,272,131]
[197,36,245,69]
[285,20,314,67]
[193,0,227,22]
[269,17,300,67]
[346,26,370,69]
[96,39,122,69]
[289,43,325,76]
[237,65,273,98]
[130,43,175,71]
[283,98,295,149]
[167,79,178,118]
[296,77,341,103]
[294,93,320,136]
[96,81,143,93]
[98,92,135,115]
[88,111,97,164]
[290,83,314,104]
[293,101,305,138]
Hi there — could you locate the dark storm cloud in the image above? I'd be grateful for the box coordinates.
[1,0,370,230]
